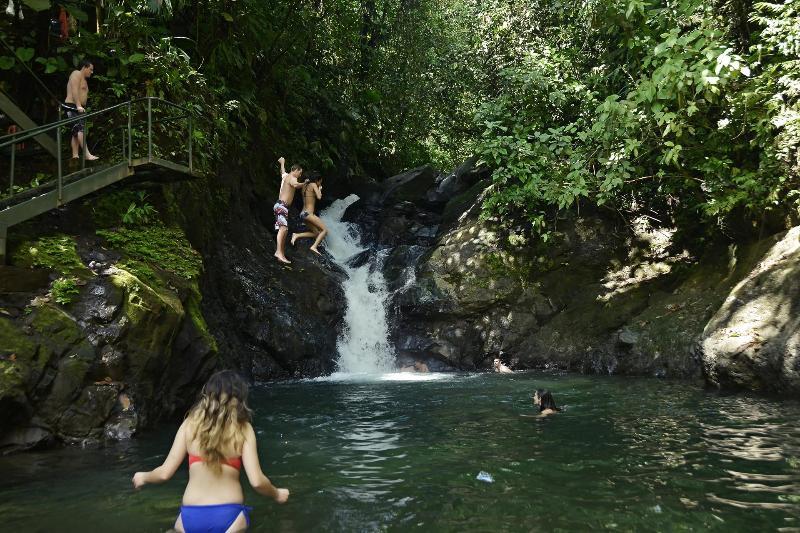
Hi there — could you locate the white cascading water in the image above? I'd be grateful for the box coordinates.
[320,195,396,375]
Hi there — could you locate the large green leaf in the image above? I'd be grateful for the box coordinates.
[0,56,14,70]
[15,47,35,62]
[65,5,89,22]
[22,0,50,11]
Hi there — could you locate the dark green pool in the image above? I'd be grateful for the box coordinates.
[1,372,799,531]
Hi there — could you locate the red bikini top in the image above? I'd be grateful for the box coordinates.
[188,454,242,471]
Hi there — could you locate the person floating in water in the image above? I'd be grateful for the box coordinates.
[290,172,328,255]
[400,360,430,373]
[274,157,305,264]
[132,370,289,532]
[533,388,560,416]
[493,357,513,373]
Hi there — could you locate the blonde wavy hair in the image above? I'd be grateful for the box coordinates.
[187,370,252,473]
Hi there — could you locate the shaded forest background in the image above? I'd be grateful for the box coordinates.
[1,0,798,247]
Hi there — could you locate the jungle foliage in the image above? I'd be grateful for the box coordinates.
[1,0,798,242]
[472,0,800,241]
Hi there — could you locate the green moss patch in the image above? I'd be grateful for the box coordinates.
[96,226,202,281]
[185,291,218,353]
[12,235,91,277]
[0,316,44,400]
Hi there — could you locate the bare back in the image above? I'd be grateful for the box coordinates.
[279,173,300,204]
[65,70,88,106]
[182,421,245,505]
[301,182,320,213]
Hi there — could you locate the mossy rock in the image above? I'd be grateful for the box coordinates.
[57,384,120,439]
[109,267,184,384]
[96,225,202,284]
[185,288,217,353]
[11,235,92,278]
[30,305,85,353]
[0,317,39,404]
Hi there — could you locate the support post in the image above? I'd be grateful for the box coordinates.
[147,98,152,162]
[57,109,62,204]
[188,116,193,173]
[0,224,6,265]
[81,118,88,170]
[9,135,14,198]
[127,101,132,165]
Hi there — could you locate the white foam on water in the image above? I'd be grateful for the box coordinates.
[311,371,455,384]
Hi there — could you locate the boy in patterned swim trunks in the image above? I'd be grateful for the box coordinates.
[274,157,305,264]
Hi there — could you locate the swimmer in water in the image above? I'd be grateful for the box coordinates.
[532,388,560,416]
[493,357,513,373]
[132,370,289,532]
[399,360,429,373]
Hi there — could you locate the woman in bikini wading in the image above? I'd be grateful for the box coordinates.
[291,172,328,255]
[132,370,289,532]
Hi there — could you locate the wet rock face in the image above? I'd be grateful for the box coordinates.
[342,158,795,391]
[0,265,217,452]
[200,222,346,381]
[390,200,780,378]
[700,228,800,395]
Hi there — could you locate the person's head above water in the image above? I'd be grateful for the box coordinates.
[186,370,252,472]
[533,389,559,412]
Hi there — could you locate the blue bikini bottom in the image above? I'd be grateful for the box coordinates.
[179,503,252,533]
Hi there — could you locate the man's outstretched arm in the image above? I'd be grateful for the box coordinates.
[278,157,286,177]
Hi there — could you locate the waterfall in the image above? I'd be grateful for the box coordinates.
[320,195,396,375]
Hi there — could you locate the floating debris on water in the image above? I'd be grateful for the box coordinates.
[476,471,494,483]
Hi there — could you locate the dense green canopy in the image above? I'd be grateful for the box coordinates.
[2,0,798,242]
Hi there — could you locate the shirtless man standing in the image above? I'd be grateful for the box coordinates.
[64,60,99,160]
[274,157,304,264]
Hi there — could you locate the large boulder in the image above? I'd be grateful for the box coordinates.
[200,222,346,380]
[700,227,800,394]
[427,157,490,205]
[0,263,217,452]
[379,165,436,205]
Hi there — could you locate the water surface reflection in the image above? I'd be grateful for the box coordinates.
[0,374,799,532]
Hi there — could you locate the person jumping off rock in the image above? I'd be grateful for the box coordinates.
[290,172,328,255]
[273,157,304,264]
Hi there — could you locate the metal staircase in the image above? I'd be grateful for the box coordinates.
[0,97,199,262]
[0,90,59,158]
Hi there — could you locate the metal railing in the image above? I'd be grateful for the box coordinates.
[1,97,194,205]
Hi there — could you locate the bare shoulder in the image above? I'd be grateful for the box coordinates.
[180,418,195,439]
[69,70,81,81]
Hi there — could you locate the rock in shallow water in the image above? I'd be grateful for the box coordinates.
[701,227,800,395]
